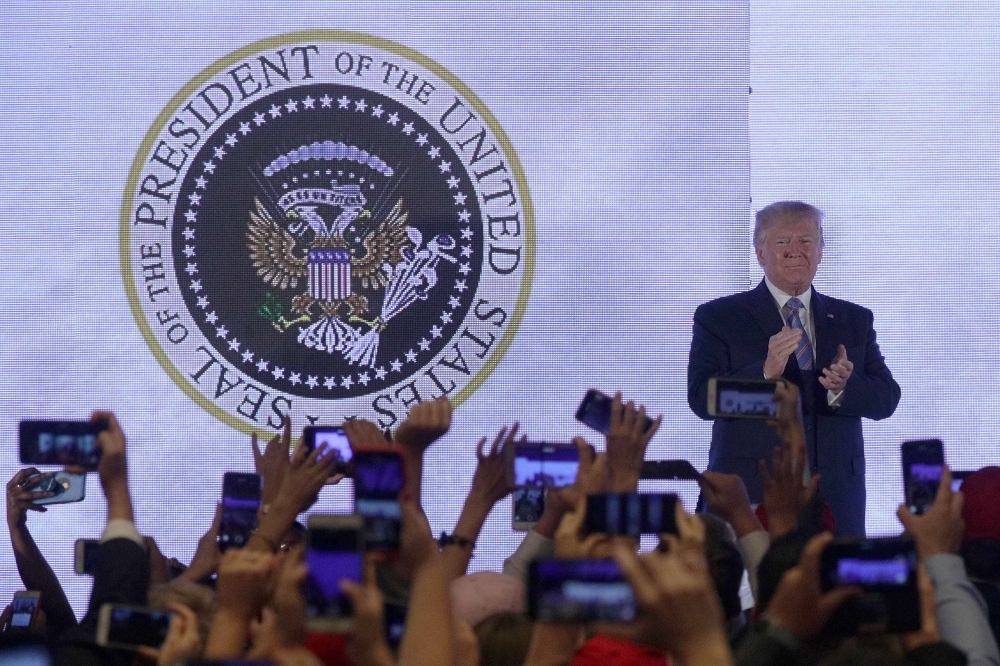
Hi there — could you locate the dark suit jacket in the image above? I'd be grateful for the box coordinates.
[688,279,900,536]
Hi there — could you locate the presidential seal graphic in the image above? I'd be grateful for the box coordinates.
[123,33,533,433]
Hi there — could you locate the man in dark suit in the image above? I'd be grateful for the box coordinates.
[688,201,900,536]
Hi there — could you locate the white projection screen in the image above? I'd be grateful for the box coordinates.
[1,1,998,617]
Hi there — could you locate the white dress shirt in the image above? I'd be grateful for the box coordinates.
[763,277,844,407]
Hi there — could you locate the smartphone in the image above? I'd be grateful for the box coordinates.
[9,591,41,629]
[0,645,51,665]
[639,460,702,481]
[510,443,579,488]
[528,559,636,622]
[25,471,86,505]
[302,425,352,475]
[584,493,679,537]
[575,389,654,435]
[384,602,407,647]
[951,470,972,493]
[218,472,262,551]
[19,419,107,468]
[706,377,782,419]
[74,539,101,576]
[303,514,364,633]
[512,487,545,531]
[96,604,173,650]
[820,537,920,634]
[901,439,944,515]
[352,449,404,552]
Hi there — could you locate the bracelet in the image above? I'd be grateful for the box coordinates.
[438,532,475,550]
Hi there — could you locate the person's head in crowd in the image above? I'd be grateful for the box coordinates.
[147,579,215,647]
[960,465,1000,582]
[700,513,746,624]
[473,611,533,666]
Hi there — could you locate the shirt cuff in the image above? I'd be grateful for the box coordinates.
[101,518,144,548]
[827,389,845,407]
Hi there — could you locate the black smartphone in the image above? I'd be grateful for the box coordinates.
[901,439,944,515]
[352,449,404,552]
[584,493,679,536]
[639,460,702,481]
[19,419,108,468]
[528,559,636,622]
[820,537,920,634]
[706,378,781,419]
[510,443,579,488]
[96,604,173,651]
[75,539,101,576]
[384,602,407,646]
[25,471,86,505]
[302,425,352,475]
[303,514,364,632]
[575,389,654,435]
[218,472,262,551]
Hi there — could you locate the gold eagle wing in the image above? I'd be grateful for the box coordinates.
[353,198,414,290]
[246,197,308,290]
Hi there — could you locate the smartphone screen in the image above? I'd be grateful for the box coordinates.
[76,539,101,576]
[584,493,678,536]
[303,425,352,473]
[820,537,920,634]
[19,419,107,468]
[901,439,944,515]
[353,451,404,551]
[218,472,262,551]
[304,516,363,629]
[575,389,655,436]
[512,444,579,487]
[100,605,173,649]
[512,487,545,529]
[384,603,407,646]
[26,472,86,505]
[10,594,40,628]
[951,470,971,493]
[528,559,636,622]
[708,378,780,419]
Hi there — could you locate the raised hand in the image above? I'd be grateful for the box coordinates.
[253,417,292,505]
[554,495,609,560]
[897,465,964,559]
[343,417,390,448]
[764,326,803,380]
[760,441,819,539]
[606,393,661,493]
[763,532,862,639]
[698,471,762,537]
[6,468,51,526]
[818,344,853,393]
[468,423,521,507]
[394,397,452,454]
[215,549,277,619]
[269,544,308,647]
[280,442,340,516]
[92,411,132,522]
[342,559,395,666]
[177,503,223,583]
[137,602,202,666]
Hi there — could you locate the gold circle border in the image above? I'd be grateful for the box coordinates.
[121,30,536,436]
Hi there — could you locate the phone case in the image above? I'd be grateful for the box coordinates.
[30,472,86,505]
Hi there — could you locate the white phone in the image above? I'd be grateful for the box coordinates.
[9,591,41,629]
[74,539,100,576]
[96,604,173,651]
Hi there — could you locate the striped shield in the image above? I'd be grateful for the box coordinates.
[308,248,351,302]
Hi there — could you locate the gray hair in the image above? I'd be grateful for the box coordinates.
[754,201,825,248]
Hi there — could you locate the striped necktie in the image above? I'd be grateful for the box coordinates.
[785,298,814,370]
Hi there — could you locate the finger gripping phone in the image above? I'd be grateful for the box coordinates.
[218,472,262,552]
[584,493,679,537]
[303,425,353,475]
[26,471,86,505]
[706,378,781,419]
[9,591,41,629]
[352,449,404,553]
[304,514,364,633]
[901,439,944,515]
[528,559,636,622]
[96,604,173,650]
[575,389,654,435]
[509,442,579,488]
[19,419,108,468]
[820,537,920,634]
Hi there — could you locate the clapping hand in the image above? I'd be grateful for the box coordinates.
[818,344,853,393]
[764,326,803,380]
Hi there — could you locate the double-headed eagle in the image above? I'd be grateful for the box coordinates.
[246,194,413,331]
